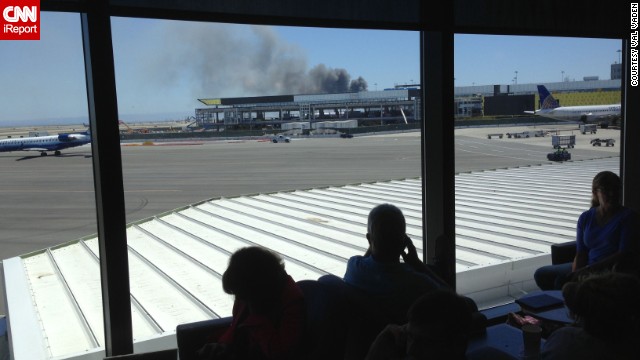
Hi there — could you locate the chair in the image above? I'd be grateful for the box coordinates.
[317,274,488,360]
[551,241,577,265]
[549,240,640,277]
[176,317,232,360]
[176,279,350,360]
[104,348,177,359]
[296,279,350,359]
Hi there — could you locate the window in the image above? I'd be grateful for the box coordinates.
[454,34,622,306]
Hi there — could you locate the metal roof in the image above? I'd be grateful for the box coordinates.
[3,157,617,360]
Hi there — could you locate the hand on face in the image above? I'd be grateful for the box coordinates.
[401,234,421,266]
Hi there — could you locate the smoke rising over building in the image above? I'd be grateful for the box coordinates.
[143,22,367,97]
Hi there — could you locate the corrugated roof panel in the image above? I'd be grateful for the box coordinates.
[187,204,348,273]
[126,247,213,331]
[229,197,365,244]
[23,250,97,358]
[127,226,230,318]
[210,199,363,254]
[81,239,166,339]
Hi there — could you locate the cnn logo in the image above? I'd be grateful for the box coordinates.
[3,6,37,22]
[1,1,40,40]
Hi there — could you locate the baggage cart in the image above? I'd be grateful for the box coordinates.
[580,124,597,134]
[551,135,575,149]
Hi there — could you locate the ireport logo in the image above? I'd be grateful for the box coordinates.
[1,0,40,40]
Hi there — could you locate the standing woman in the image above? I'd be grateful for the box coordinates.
[199,246,305,360]
[534,171,640,290]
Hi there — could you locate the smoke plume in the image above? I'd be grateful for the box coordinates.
[142,22,367,97]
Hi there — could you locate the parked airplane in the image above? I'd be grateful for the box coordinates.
[0,131,91,156]
[525,85,621,127]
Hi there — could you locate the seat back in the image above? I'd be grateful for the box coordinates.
[104,348,177,360]
[176,317,232,360]
[551,241,577,265]
[317,274,408,360]
[296,279,350,360]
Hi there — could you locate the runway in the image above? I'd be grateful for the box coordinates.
[0,124,619,313]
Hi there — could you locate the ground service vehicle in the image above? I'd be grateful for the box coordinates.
[547,148,571,162]
[590,138,615,146]
[272,135,291,143]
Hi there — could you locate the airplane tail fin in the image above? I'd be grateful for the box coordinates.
[537,85,560,110]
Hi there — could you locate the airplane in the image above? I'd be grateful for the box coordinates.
[0,131,91,156]
[525,85,621,127]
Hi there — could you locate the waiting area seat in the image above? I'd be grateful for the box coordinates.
[104,348,177,359]
[176,276,488,360]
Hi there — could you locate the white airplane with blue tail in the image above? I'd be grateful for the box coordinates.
[525,85,621,127]
[0,131,91,156]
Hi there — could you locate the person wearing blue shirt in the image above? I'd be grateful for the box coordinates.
[534,171,640,290]
[343,203,446,314]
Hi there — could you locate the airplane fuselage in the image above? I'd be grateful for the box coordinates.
[0,132,91,155]
[535,104,621,122]
[527,85,621,125]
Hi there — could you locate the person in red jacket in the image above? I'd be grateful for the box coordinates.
[199,246,305,360]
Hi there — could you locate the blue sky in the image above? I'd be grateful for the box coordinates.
[0,12,621,125]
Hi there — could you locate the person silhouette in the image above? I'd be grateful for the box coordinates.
[198,246,305,360]
[534,171,640,290]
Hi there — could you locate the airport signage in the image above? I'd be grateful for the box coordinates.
[1,0,39,40]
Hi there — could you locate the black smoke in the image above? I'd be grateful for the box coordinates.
[140,22,367,97]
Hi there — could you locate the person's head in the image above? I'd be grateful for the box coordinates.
[366,203,406,262]
[591,171,621,207]
[404,289,473,359]
[562,272,640,342]
[222,246,287,309]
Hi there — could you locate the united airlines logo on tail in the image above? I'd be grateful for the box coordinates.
[541,95,559,109]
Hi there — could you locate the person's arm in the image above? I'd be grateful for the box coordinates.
[401,235,449,288]
[575,209,640,275]
[572,251,588,272]
[572,211,589,272]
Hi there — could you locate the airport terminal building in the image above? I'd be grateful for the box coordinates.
[192,78,621,130]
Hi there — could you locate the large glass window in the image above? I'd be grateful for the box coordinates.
[111,17,423,329]
[454,34,622,307]
[0,12,93,313]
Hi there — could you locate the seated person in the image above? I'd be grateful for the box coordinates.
[341,203,449,358]
[198,246,305,360]
[534,171,639,290]
[540,272,640,359]
[365,289,472,360]
[344,203,446,311]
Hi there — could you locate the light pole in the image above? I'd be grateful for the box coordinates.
[561,70,564,82]
[514,71,518,85]
[617,49,621,64]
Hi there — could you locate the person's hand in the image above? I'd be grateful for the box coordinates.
[401,234,421,267]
